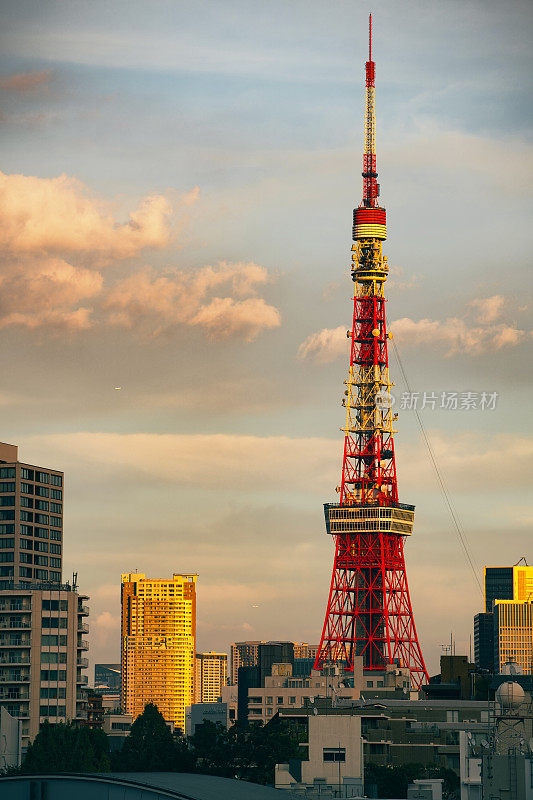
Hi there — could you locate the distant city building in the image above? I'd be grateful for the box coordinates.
[293,643,319,661]
[230,641,319,685]
[230,641,265,685]
[121,572,197,733]
[0,442,64,588]
[194,652,227,703]
[493,600,533,675]
[185,702,228,736]
[484,565,533,612]
[474,612,495,672]
[0,582,89,752]
[474,565,533,675]
[94,663,121,695]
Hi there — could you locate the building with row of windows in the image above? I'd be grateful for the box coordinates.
[121,572,197,733]
[474,564,533,675]
[0,442,90,759]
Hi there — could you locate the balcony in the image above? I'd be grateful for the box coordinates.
[77,639,89,651]
[0,690,29,700]
[0,605,31,613]
[77,657,88,668]
[0,620,31,630]
[0,639,30,648]
[0,674,29,683]
[78,623,89,634]
[78,605,90,616]
[77,675,88,684]
[0,657,30,665]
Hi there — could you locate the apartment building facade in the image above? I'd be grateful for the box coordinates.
[0,583,89,751]
[121,572,197,733]
[0,443,64,588]
[194,651,227,703]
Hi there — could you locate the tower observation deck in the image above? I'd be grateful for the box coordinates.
[314,15,428,689]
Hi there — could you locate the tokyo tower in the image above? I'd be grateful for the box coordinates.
[314,15,428,689]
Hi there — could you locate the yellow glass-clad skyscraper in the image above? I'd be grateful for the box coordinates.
[121,572,197,732]
[494,600,533,675]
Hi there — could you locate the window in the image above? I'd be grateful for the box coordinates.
[266,697,273,704]
[36,472,50,485]
[34,569,48,580]
[18,566,32,578]
[0,524,14,535]
[323,748,346,763]
[20,539,32,550]
[367,680,373,687]
[50,475,62,486]
[50,503,62,514]
[0,566,14,576]
[41,635,67,647]
[50,489,62,500]
[41,652,67,664]
[377,681,384,687]
[50,557,61,568]
[277,697,284,704]
[35,528,49,539]
[0,468,16,479]
[20,483,33,495]
[50,530,61,541]
[35,541,49,552]
[42,618,68,629]
[50,517,61,528]
[35,555,48,566]
[0,552,13,562]
[50,544,61,554]
[49,572,61,583]
[35,500,49,512]
[41,670,67,682]
[0,496,15,507]
[289,697,296,704]
[35,486,49,498]
[20,511,33,522]
[35,514,49,525]
[0,483,15,492]
[447,710,459,722]
[0,538,14,549]
[40,687,66,699]
[20,497,33,508]
[20,525,33,536]
[20,468,34,480]
[0,511,14,521]
[19,553,32,564]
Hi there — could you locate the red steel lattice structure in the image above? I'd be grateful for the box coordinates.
[314,16,428,689]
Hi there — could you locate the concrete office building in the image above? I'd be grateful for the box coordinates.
[484,565,533,612]
[0,582,89,751]
[230,641,265,685]
[0,442,64,588]
[121,572,197,733]
[194,651,227,703]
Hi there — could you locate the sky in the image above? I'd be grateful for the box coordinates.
[0,0,532,678]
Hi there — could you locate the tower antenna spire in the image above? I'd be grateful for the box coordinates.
[369,12,372,62]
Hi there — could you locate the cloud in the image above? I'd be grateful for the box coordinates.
[469,295,506,324]
[391,317,526,356]
[0,171,173,259]
[298,325,347,363]
[24,430,532,496]
[104,262,281,340]
[0,70,54,92]
[0,171,279,340]
[299,295,529,361]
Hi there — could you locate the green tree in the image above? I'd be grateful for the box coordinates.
[113,703,178,771]
[22,722,110,773]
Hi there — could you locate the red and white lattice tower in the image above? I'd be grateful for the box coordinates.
[314,15,428,688]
